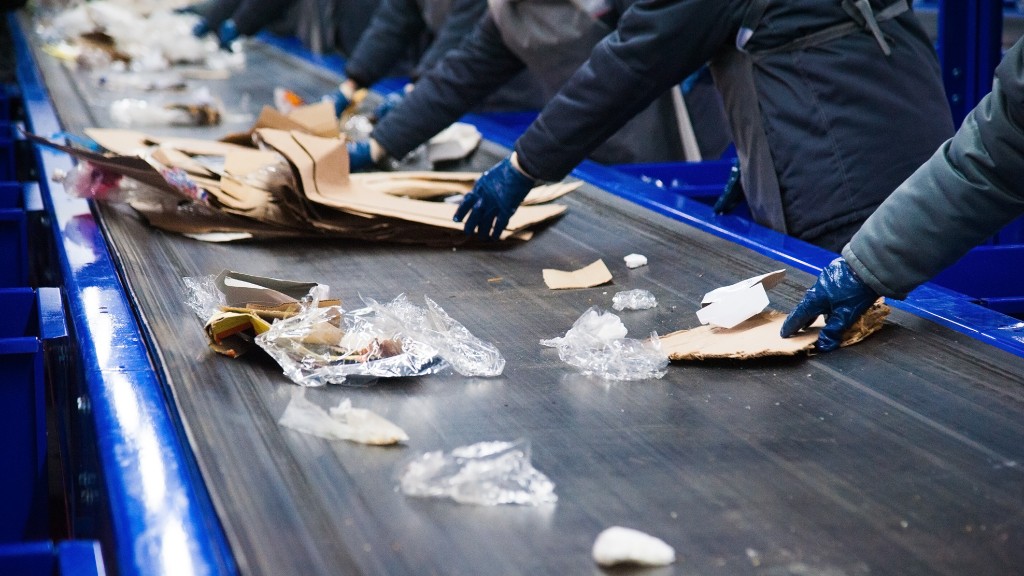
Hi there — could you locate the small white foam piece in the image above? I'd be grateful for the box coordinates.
[279,390,409,445]
[700,269,785,306]
[592,526,675,567]
[695,282,770,328]
[624,253,648,269]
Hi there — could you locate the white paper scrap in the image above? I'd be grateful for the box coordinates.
[624,253,648,269]
[592,526,675,567]
[701,269,785,306]
[695,283,770,328]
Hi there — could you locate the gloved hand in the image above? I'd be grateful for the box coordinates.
[331,88,350,117]
[347,140,375,172]
[217,19,239,51]
[373,92,404,122]
[453,156,536,240]
[780,257,880,352]
[192,17,211,37]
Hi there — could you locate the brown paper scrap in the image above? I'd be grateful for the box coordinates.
[662,301,890,360]
[543,259,613,290]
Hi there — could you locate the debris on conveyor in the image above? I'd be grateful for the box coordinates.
[40,1,237,72]
[278,390,409,446]
[539,307,668,381]
[27,109,578,243]
[184,271,504,386]
[542,259,613,290]
[110,88,223,127]
[623,253,648,269]
[696,269,786,329]
[660,301,890,361]
[611,289,657,311]
[592,526,675,567]
[399,440,557,506]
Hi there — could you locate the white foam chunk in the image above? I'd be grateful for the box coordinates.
[592,526,675,567]
[278,390,409,445]
[695,283,770,329]
[624,253,648,269]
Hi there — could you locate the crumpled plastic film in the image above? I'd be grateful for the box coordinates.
[364,294,505,377]
[278,389,408,445]
[612,289,657,311]
[182,274,225,320]
[255,300,445,387]
[400,440,557,506]
[540,307,668,381]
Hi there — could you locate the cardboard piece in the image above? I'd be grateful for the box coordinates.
[663,300,891,360]
[543,259,613,290]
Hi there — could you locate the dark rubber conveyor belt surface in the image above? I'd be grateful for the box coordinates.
[30,32,1024,576]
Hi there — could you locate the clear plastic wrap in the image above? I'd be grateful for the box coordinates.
[400,440,557,506]
[255,299,445,387]
[110,88,222,127]
[540,307,668,381]
[364,294,505,377]
[612,289,657,311]
[278,389,408,445]
[54,162,182,207]
[182,274,225,320]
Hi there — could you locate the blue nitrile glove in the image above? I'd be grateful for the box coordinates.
[373,92,403,121]
[192,18,211,37]
[331,88,350,117]
[347,140,374,172]
[780,257,880,352]
[217,19,239,51]
[453,156,536,240]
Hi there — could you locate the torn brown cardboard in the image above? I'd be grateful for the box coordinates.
[663,301,890,360]
[543,259,613,290]
[697,269,786,328]
[219,102,341,145]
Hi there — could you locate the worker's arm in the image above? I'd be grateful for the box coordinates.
[514,0,739,181]
[370,13,528,161]
[413,0,489,78]
[345,0,429,89]
[782,37,1024,351]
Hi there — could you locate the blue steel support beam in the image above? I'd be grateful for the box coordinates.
[939,0,1003,125]
[9,13,237,576]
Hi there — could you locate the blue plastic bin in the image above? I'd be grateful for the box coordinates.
[0,288,65,543]
[0,207,28,287]
[0,540,106,576]
[610,160,752,219]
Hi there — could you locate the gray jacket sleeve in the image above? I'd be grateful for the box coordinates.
[844,38,1024,299]
[413,0,487,78]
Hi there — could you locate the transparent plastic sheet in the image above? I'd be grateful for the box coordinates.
[612,289,657,311]
[399,440,557,506]
[54,162,186,209]
[255,298,446,387]
[540,307,668,381]
[278,389,408,445]
[182,274,225,320]
[363,294,505,377]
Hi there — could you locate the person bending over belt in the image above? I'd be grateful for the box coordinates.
[782,36,1024,351]
[452,0,954,251]
[349,0,732,176]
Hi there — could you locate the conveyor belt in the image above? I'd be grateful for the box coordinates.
[27,29,1024,576]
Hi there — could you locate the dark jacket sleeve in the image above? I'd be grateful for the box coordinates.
[413,0,488,77]
[514,0,741,181]
[231,0,296,35]
[345,0,427,87]
[844,37,1024,299]
[372,13,527,159]
[197,0,242,29]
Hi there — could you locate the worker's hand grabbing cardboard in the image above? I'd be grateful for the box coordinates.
[780,258,879,352]
[453,153,537,240]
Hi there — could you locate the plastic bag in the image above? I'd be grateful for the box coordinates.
[182,274,226,320]
[540,307,668,381]
[612,289,657,311]
[364,294,505,377]
[110,88,222,127]
[400,440,557,506]
[54,162,181,206]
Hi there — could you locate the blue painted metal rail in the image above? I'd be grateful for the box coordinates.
[10,13,236,576]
